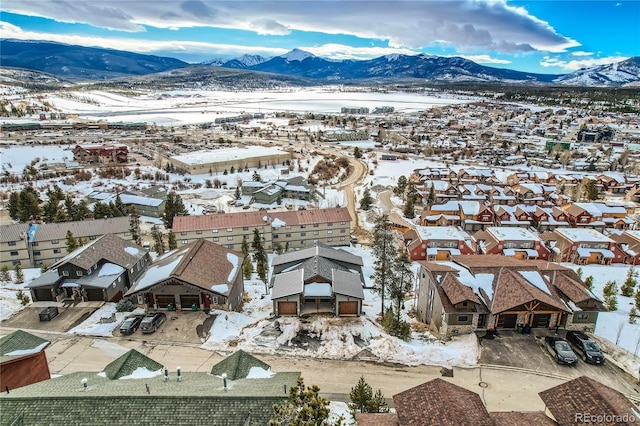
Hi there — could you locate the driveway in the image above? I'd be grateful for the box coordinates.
[478,329,640,397]
[1,302,100,333]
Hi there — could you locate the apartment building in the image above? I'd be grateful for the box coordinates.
[172,207,352,252]
[0,224,30,268]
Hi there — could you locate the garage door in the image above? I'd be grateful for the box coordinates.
[180,294,200,309]
[278,301,298,316]
[85,288,104,301]
[34,288,54,302]
[338,301,358,316]
[156,295,175,308]
[497,314,518,329]
[532,313,551,328]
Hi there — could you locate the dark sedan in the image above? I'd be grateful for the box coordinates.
[545,336,578,365]
[119,315,144,335]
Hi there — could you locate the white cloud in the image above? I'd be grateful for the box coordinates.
[540,55,628,71]
[2,0,581,54]
[458,54,511,64]
[0,22,288,58]
[571,51,594,57]
[300,44,416,60]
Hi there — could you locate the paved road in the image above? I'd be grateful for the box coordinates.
[3,327,638,411]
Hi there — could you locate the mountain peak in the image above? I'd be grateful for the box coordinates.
[280,49,315,62]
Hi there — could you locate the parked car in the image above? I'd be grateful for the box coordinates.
[119,315,144,335]
[565,330,605,364]
[545,336,578,365]
[140,312,167,334]
[349,236,359,245]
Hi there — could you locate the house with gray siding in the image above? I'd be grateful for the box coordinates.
[270,244,364,317]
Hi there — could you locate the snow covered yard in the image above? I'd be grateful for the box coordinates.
[563,263,640,377]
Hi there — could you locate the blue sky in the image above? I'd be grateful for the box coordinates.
[1,0,638,74]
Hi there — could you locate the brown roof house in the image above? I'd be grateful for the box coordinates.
[539,376,639,426]
[125,239,245,311]
[0,330,51,391]
[270,243,364,316]
[26,234,150,303]
[393,378,494,426]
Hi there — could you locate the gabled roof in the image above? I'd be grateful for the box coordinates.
[271,269,304,299]
[271,242,363,267]
[393,378,493,426]
[127,239,244,296]
[491,268,570,314]
[0,330,50,363]
[539,376,637,426]
[332,269,364,299]
[51,234,146,270]
[0,223,28,243]
[102,349,164,380]
[210,350,271,380]
[552,272,601,304]
[441,273,482,306]
[30,217,130,242]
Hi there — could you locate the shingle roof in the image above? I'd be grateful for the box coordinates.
[271,269,304,299]
[441,273,482,306]
[538,376,637,426]
[552,272,600,304]
[270,207,352,226]
[51,234,146,270]
[102,349,164,380]
[491,268,570,314]
[332,269,364,299]
[489,411,556,426]
[0,330,50,364]
[209,350,271,380]
[0,371,299,426]
[271,242,363,267]
[393,378,493,426]
[127,239,244,295]
[0,223,28,243]
[355,413,400,426]
[30,217,130,242]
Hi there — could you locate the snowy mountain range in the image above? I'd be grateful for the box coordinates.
[1,39,639,87]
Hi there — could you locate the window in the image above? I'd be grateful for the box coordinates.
[227,244,234,250]
[300,232,306,237]
[89,235,96,240]
[12,260,21,266]
[227,228,233,232]
[32,242,39,246]
[243,227,249,231]
[213,237,219,242]
[76,271,83,277]
[457,315,469,322]
[340,237,346,241]
[313,224,319,228]
[300,225,306,229]
[576,313,589,320]
[196,230,203,235]
[286,234,291,238]
[10,251,18,256]
[62,270,69,276]
[33,251,41,256]
[212,229,219,234]
[286,225,291,230]
[340,221,346,225]
[53,249,61,254]
[227,236,233,241]
[181,232,187,236]
[327,222,333,227]
[313,231,319,235]
[51,240,59,244]
[328,238,333,242]
[8,241,16,246]
[273,235,279,239]
[327,230,333,234]
[182,240,188,244]
[340,229,346,233]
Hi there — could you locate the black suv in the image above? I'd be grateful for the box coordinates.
[545,336,578,365]
[140,312,167,334]
[565,330,605,364]
[119,315,144,335]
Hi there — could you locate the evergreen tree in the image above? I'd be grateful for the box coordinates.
[42,197,60,223]
[17,186,41,222]
[583,179,599,200]
[635,286,640,310]
[151,225,165,255]
[621,267,637,297]
[109,201,124,217]
[348,376,389,416]
[427,185,435,205]
[235,186,241,200]
[0,264,11,282]
[93,201,112,219]
[252,171,261,182]
[360,188,373,211]
[629,307,637,324]
[54,208,70,222]
[269,377,341,426]
[403,183,417,219]
[129,206,142,245]
[576,267,583,279]
[167,231,177,250]
[603,280,618,311]
[394,176,408,200]
[66,230,79,253]
[163,192,189,229]
[14,264,24,284]
[583,275,594,291]
[115,194,127,215]
[389,252,413,323]
[72,199,90,221]
[252,228,268,294]
[353,146,362,159]
[372,214,396,316]
[241,238,253,279]
[7,192,20,220]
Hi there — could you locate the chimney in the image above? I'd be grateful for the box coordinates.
[177,367,182,382]
[222,373,227,390]
[81,378,88,390]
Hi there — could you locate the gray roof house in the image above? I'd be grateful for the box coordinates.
[270,243,365,316]
[27,234,150,303]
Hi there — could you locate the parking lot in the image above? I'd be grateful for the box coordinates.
[479,329,640,396]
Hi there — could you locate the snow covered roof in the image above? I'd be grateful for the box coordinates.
[554,227,614,243]
[415,226,470,241]
[171,147,287,166]
[0,330,50,363]
[486,227,540,242]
